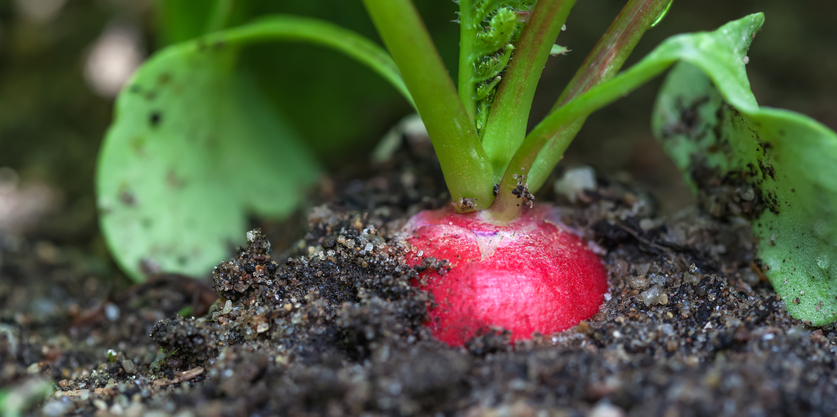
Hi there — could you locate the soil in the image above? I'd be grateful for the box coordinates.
[3,146,836,417]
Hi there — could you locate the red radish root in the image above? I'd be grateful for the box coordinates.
[404,205,608,346]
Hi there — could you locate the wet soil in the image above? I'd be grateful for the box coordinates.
[2,148,836,417]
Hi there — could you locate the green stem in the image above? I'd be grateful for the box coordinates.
[211,16,415,108]
[205,0,235,33]
[491,58,674,221]
[528,0,673,191]
[363,0,495,210]
[458,0,478,121]
[480,0,576,179]
[490,0,673,222]
[552,0,673,111]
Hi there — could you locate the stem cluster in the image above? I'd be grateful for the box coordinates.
[363,0,673,221]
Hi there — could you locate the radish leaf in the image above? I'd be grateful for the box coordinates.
[97,43,319,281]
[98,16,410,281]
[653,63,837,325]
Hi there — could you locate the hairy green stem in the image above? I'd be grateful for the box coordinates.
[458,0,478,121]
[480,0,576,180]
[363,0,495,210]
[490,0,673,221]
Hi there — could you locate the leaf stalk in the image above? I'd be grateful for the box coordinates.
[489,0,674,221]
[363,0,496,210]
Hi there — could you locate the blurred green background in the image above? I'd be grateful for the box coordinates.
[0,0,835,251]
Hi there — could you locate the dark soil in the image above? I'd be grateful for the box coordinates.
[3,147,836,417]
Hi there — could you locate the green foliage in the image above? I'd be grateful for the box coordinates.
[653,63,837,325]
[99,1,837,327]
[98,43,319,281]
[364,0,497,208]
[154,0,214,45]
[519,13,767,193]
[98,16,409,281]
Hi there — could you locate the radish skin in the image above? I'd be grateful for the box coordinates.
[404,204,608,346]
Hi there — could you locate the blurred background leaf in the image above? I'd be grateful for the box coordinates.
[97,15,412,281]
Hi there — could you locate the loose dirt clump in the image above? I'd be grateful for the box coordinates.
[149,208,463,415]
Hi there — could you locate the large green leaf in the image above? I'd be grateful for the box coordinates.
[97,46,319,281]
[652,64,837,325]
[98,16,411,281]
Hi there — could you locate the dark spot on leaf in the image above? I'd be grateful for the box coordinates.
[764,190,780,214]
[167,170,187,189]
[761,141,773,156]
[158,72,172,85]
[119,190,137,206]
[663,96,711,140]
[150,111,162,127]
[129,84,142,94]
[759,160,776,180]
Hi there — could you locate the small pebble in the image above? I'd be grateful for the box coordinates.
[93,399,108,410]
[589,402,626,417]
[641,286,661,305]
[683,271,701,285]
[121,359,136,374]
[104,303,120,321]
[628,276,648,290]
[220,300,233,315]
[553,165,596,203]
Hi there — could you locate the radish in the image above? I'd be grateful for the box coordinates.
[358,0,673,346]
[404,205,607,346]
